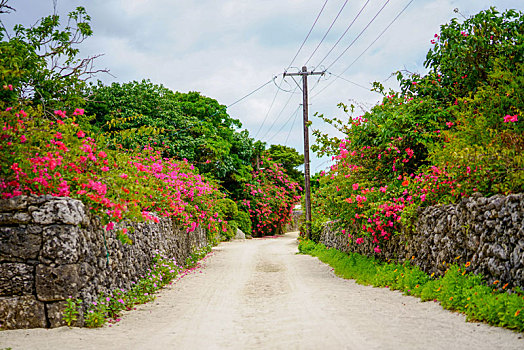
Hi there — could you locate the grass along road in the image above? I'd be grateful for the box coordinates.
[1,232,522,349]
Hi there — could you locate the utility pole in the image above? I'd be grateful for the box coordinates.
[283,66,324,240]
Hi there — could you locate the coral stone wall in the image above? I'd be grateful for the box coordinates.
[320,193,524,288]
[285,209,303,232]
[0,195,208,329]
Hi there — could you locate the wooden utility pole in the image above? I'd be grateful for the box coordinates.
[283,66,324,239]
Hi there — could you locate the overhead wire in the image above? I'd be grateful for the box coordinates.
[254,75,285,138]
[273,75,297,93]
[168,76,276,137]
[284,105,301,145]
[304,0,349,67]
[267,103,301,144]
[314,158,334,172]
[227,76,276,108]
[286,0,329,70]
[260,84,300,140]
[326,72,373,91]
[312,0,415,99]
[336,0,415,78]
[315,0,371,69]
[324,0,391,72]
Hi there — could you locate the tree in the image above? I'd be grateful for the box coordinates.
[0,3,106,113]
[399,7,523,102]
[264,144,304,186]
[86,80,258,198]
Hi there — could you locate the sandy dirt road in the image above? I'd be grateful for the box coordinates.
[1,232,523,350]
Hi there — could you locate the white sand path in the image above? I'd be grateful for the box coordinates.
[1,231,522,350]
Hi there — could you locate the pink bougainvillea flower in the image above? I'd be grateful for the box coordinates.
[105,222,115,231]
[73,108,85,116]
[356,237,364,244]
[77,130,86,138]
[54,110,67,118]
[20,135,27,143]
[446,121,454,128]
[374,246,382,253]
[352,183,359,191]
[503,114,518,123]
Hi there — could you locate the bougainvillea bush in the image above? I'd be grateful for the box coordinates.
[241,158,301,237]
[0,105,229,243]
[310,8,523,251]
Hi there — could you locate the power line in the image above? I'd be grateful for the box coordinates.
[272,75,296,93]
[260,84,300,140]
[326,71,373,91]
[324,0,391,71]
[286,0,330,70]
[267,104,301,144]
[227,76,276,108]
[336,0,415,78]
[312,0,415,99]
[304,0,349,67]
[314,158,334,172]
[285,105,301,145]
[315,0,371,69]
[167,76,276,137]
[254,75,285,138]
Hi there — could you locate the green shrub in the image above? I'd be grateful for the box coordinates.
[236,210,252,235]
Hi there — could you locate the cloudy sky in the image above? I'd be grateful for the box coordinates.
[2,0,523,172]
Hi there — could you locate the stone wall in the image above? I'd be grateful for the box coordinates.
[320,193,524,288]
[285,209,303,233]
[0,195,208,329]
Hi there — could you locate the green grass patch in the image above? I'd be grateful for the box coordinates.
[298,240,524,332]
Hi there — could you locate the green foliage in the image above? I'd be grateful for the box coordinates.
[215,198,238,240]
[429,62,524,195]
[299,240,524,332]
[86,80,258,199]
[408,7,524,102]
[0,6,100,113]
[241,158,301,237]
[310,7,524,249]
[86,80,183,145]
[236,209,252,235]
[302,211,329,243]
[184,244,212,269]
[63,297,82,327]
[264,144,304,185]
